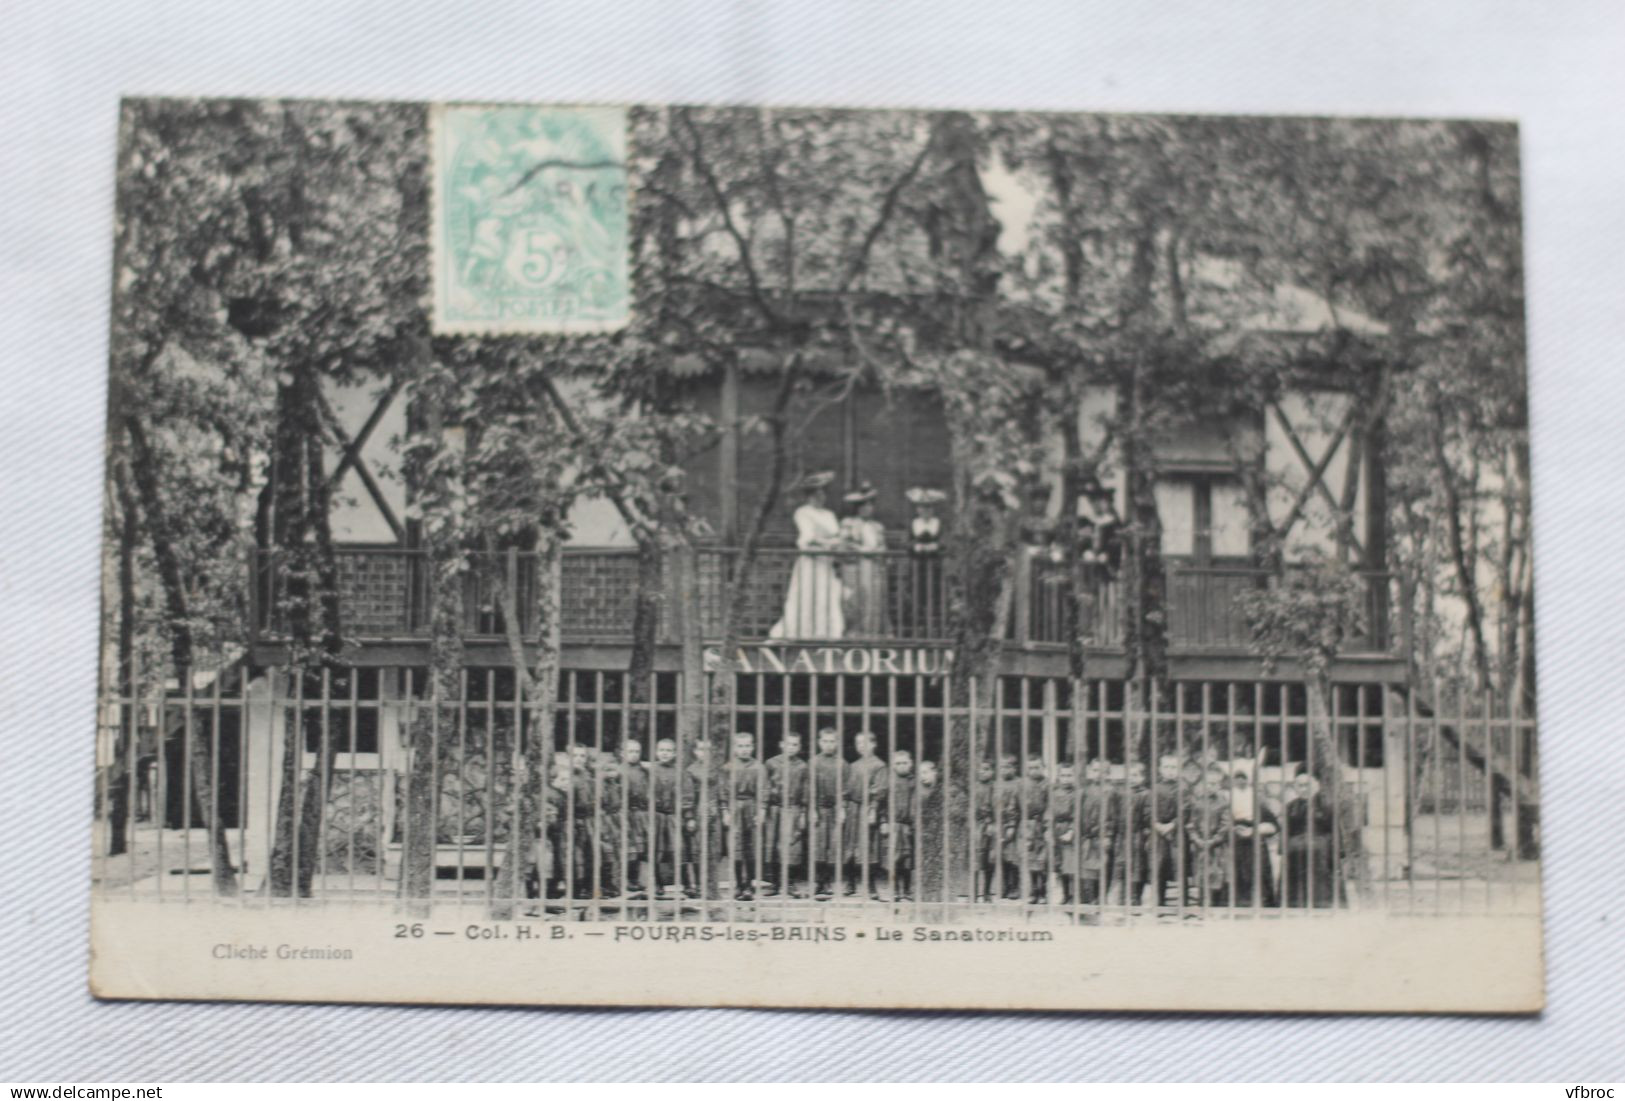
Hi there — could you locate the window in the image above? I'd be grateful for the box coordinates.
[1156,473,1250,563]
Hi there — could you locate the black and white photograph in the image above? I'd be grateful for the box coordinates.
[87,96,1542,1011]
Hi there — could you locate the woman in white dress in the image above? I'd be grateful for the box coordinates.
[769,472,846,640]
[839,482,888,637]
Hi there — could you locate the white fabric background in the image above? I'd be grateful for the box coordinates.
[2,0,1622,1081]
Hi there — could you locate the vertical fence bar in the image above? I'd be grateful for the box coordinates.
[1354,683,1367,914]
[978,674,993,913]
[1252,682,1267,915]
[1097,678,1109,920]
[1379,686,1390,913]
[1483,687,1494,914]
[1506,697,1519,913]
[651,676,664,922]
[373,671,388,908]
[154,659,167,899]
[699,671,713,920]
[591,670,604,921]
[804,673,818,910]
[1042,678,1057,925]
[182,667,194,901]
[833,670,844,916]
[127,645,142,901]
[290,668,304,905]
[1198,681,1211,918]
[1457,668,1468,914]
[944,668,962,920]
[911,673,923,922]
[1176,685,1189,928]
[261,667,279,904]
[1509,693,1522,912]
[1116,682,1128,921]
[1431,672,1443,915]
[318,667,331,898]
[510,666,523,921]
[345,669,358,903]
[1404,683,1417,915]
[1010,676,1021,912]
[1223,681,1234,913]
[1274,685,1288,915]
[563,670,578,916]
[210,669,224,903]
[1146,683,1160,925]
[398,670,413,906]
[484,669,498,910]
[750,684,764,917]
[779,670,792,919]
[430,663,446,913]
[219,666,238,907]
[451,667,465,906]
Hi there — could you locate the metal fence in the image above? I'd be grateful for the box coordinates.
[93,663,1539,922]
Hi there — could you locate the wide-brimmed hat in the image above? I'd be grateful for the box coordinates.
[796,470,835,491]
[843,481,877,505]
[905,486,947,506]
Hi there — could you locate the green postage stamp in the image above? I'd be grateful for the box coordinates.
[431,103,629,333]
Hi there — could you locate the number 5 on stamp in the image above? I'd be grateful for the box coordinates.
[431,103,629,334]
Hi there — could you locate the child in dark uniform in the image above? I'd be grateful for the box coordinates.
[1020,756,1052,904]
[809,727,845,900]
[648,738,691,899]
[612,740,651,899]
[1149,755,1188,907]
[883,749,918,901]
[973,758,997,902]
[843,731,889,898]
[721,732,766,901]
[994,753,1023,900]
[1048,762,1081,907]
[763,731,808,898]
[685,741,722,900]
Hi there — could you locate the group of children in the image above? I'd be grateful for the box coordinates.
[537,728,929,903]
[973,753,1347,911]
[532,734,1346,912]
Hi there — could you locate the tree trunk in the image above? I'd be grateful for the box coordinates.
[627,535,663,745]
[491,538,562,920]
[1305,672,1365,900]
[1427,387,1492,690]
[1058,397,1094,763]
[399,544,466,911]
[709,358,797,752]
[268,372,346,898]
[672,533,707,759]
[946,510,1017,781]
[108,463,140,856]
[121,417,238,895]
[397,385,469,909]
[1119,357,1168,764]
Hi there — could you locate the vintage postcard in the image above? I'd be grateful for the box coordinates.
[90,98,1542,1012]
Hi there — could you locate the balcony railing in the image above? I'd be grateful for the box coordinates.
[250,546,1393,654]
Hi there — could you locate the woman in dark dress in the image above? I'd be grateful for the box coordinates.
[1227,767,1279,908]
[904,487,946,638]
[1282,773,1342,908]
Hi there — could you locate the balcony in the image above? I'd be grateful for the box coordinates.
[250,546,1394,655]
